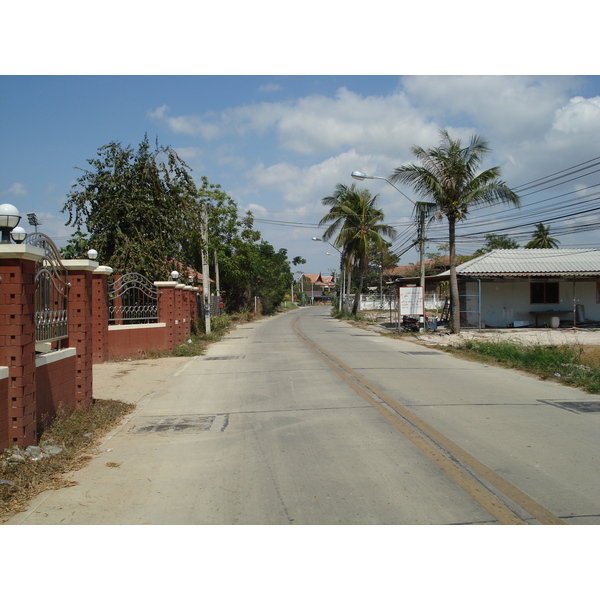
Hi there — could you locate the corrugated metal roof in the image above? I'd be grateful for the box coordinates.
[441,249,600,277]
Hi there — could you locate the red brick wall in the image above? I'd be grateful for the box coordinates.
[108,324,169,360]
[0,253,200,449]
[0,257,38,448]
[36,351,77,425]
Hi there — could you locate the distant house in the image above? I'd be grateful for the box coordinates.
[389,249,600,328]
[303,273,335,301]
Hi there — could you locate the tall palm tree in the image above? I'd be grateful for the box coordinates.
[390,129,520,332]
[525,222,560,249]
[319,183,396,314]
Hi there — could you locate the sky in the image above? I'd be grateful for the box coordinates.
[2,74,600,277]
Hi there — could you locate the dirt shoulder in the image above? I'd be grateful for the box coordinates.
[413,327,600,348]
[357,320,600,348]
[93,356,194,404]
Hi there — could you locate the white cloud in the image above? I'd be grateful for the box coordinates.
[246,203,268,215]
[152,77,600,244]
[402,75,576,140]
[1,182,27,197]
[242,149,416,222]
[551,96,600,135]
[149,104,222,139]
[149,88,439,159]
[259,83,282,92]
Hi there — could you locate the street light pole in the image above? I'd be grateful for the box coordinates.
[351,171,426,317]
[200,201,211,334]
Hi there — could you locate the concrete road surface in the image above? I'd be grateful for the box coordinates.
[4,306,600,525]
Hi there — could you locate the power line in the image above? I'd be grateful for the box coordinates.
[512,156,600,193]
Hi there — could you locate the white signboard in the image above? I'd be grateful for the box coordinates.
[399,286,424,316]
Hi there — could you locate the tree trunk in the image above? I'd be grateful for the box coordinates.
[448,215,461,332]
[352,266,365,315]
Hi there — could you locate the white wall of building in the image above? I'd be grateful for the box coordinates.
[462,279,600,328]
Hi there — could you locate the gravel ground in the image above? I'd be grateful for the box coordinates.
[363,322,600,347]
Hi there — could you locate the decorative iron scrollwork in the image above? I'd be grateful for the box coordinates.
[24,233,70,343]
[108,273,159,324]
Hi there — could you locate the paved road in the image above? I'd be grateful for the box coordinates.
[5,306,600,524]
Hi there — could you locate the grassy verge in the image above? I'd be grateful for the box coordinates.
[1,399,134,520]
[443,339,600,394]
[330,307,367,321]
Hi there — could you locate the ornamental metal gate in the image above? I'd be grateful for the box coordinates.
[23,232,70,343]
[108,273,159,324]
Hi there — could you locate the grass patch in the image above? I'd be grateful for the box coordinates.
[331,307,367,321]
[444,339,600,394]
[1,399,134,520]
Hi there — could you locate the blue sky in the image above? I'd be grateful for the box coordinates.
[3,74,600,276]
[3,75,600,276]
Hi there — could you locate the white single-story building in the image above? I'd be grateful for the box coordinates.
[390,248,600,329]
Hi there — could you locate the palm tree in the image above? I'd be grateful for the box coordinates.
[525,223,560,249]
[390,129,520,332]
[319,183,396,315]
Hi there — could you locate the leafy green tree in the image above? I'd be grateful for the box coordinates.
[363,241,400,291]
[390,129,520,332]
[62,134,199,280]
[474,233,519,256]
[319,183,396,314]
[183,183,293,314]
[524,222,560,249]
[63,137,294,315]
[60,231,91,259]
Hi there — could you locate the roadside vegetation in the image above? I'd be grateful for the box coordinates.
[330,306,367,321]
[1,399,133,520]
[443,339,600,395]
[61,136,296,315]
[337,308,600,395]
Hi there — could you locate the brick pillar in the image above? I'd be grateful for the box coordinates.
[175,284,185,344]
[156,282,177,350]
[63,259,98,407]
[91,266,112,364]
[0,245,44,449]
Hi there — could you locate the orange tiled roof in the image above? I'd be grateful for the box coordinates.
[304,273,335,285]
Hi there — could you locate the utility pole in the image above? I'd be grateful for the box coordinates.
[201,203,211,333]
[214,249,220,314]
[418,209,426,332]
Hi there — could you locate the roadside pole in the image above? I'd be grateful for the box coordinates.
[201,203,211,334]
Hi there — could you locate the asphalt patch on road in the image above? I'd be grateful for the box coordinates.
[537,400,600,414]
[130,414,230,433]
